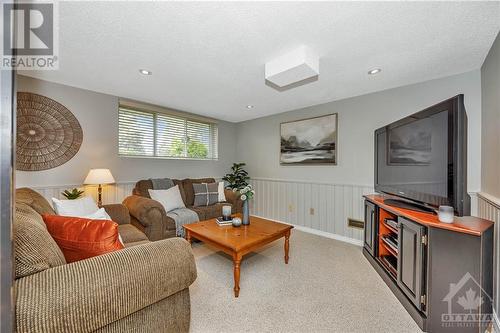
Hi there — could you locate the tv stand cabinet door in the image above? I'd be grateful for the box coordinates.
[364,201,377,257]
[397,217,426,310]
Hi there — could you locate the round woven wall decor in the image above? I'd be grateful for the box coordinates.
[16,92,83,171]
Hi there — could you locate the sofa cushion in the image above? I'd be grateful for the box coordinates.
[42,215,125,263]
[188,206,207,221]
[149,186,186,212]
[51,196,99,217]
[82,207,112,220]
[118,224,150,244]
[190,203,233,221]
[103,203,131,225]
[217,181,227,202]
[193,183,219,207]
[182,178,216,206]
[133,179,154,198]
[16,187,55,215]
[14,203,66,278]
[133,179,186,204]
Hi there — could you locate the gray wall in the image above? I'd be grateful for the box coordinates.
[16,70,484,244]
[480,32,500,330]
[16,75,238,187]
[236,70,482,191]
[481,33,500,199]
[236,70,482,242]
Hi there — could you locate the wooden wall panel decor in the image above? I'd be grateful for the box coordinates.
[16,92,83,171]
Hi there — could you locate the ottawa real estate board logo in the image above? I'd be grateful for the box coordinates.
[1,1,58,70]
[441,272,493,328]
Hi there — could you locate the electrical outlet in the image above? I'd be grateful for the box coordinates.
[288,204,294,212]
[309,208,315,215]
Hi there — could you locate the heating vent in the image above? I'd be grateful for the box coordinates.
[348,218,364,229]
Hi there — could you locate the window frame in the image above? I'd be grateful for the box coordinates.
[118,102,219,161]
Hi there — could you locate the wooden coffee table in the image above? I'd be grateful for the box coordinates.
[183,214,293,297]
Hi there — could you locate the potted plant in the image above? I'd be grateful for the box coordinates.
[61,188,84,200]
[223,163,254,224]
[222,163,250,190]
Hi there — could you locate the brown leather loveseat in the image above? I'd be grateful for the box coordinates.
[123,178,243,240]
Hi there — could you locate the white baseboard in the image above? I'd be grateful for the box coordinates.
[251,214,364,247]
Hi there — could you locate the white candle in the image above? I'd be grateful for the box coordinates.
[222,205,232,218]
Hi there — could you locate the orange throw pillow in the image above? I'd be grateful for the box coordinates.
[42,215,124,263]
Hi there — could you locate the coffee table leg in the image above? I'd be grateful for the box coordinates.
[284,230,291,264]
[233,254,242,297]
[185,230,192,244]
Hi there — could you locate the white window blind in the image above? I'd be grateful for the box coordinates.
[119,106,218,160]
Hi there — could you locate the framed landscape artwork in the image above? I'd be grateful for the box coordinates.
[280,113,337,165]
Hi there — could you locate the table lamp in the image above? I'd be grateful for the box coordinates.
[84,169,115,207]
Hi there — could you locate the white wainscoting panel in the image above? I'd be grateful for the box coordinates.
[249,178,374,244]
[476,192,500,333]
[21,182,136,206]
[20,177,226,207]
[477,193,500,223]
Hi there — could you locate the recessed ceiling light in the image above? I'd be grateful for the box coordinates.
[368,68,381,75]
[139,69,152,75]
[246,105,254,109]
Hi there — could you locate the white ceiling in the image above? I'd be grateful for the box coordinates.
[21,1,500,122]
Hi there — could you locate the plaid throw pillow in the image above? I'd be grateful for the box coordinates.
[193,183,219,207]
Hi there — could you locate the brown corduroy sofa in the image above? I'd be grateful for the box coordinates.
[123,178,243,240]
[14,188,197,333]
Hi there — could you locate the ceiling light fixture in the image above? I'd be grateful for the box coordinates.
[368,68,381,75]
[246,105,254,109]
[265,45,319,87]
[139,69,152,75]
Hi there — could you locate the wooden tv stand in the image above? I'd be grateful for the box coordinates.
[363,194,493,333]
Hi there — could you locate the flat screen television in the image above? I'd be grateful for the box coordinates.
[374,95,470,216]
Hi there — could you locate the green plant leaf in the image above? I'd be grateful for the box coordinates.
[61,188,84,200]
[223,162,251,190]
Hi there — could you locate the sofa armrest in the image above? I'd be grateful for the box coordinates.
[224,189,243,213]
[102,203,130,225]
[15,238,197,333]
[122,195,176,241]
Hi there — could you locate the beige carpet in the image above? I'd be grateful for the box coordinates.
[189,230,422,333]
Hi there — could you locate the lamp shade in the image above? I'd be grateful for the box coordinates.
[84,169,115,185]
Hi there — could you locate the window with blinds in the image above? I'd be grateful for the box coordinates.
[118,106,218,159]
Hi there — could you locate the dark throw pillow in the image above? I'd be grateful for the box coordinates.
[193,183,219,207]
